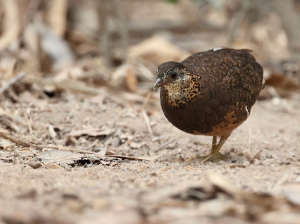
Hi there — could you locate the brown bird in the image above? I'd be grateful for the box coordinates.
[153,47,263,163]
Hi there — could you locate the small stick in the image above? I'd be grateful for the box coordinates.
[142,92,151,110]
[141,92,153,135]
[200,154,213,164]
[25,109,45,145]
[0,157,12,161]
[106,154,162,161]
[0,72,26,94]
[85,139,99,150]
[155,139,176,152]
[142,110,153,135]
[0,131,30,147]
[37,145,95,154]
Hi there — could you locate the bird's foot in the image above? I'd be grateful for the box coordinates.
[185,152,226,164]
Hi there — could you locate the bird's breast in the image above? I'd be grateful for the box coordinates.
[161,87,251,136]
[163,79,202,109]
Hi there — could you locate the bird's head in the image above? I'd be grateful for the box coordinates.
[153,62,189,91]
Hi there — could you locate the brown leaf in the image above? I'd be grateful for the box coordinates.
[207,173,241,198]
[265,72,300,90]
[244,150,262,164]
[27,161,42,169]
[128,35,189,65]
[111,64,137,92]
[125,67,137,93]
[229,164,247,169]
[250,150,262,164]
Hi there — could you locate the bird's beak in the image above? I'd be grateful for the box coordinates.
[153,78,162,91]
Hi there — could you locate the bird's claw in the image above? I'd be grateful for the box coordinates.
[184,152,225,164]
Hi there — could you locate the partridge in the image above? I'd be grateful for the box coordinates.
[153,48,263,162]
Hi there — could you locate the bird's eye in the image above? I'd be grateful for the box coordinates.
[170,72,177,79]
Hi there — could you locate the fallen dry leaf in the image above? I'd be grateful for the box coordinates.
[265,72,300,90]
[125,66,137,93]
[35,150,83,166]
[229,164,247,169]
[128,35,190,65]
[111,64,137,92]
[244,150,262,164]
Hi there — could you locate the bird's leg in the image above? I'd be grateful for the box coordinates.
[201,134,231,163]
[212,135,218,150]
[184,134,231,164]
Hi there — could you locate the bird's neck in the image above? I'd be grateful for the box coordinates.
[165,86,187,109]
[164,76,199,109]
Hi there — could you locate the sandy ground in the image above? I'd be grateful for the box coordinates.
[0,91,300,224]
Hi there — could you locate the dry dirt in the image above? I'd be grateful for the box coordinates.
[0,90,300,224]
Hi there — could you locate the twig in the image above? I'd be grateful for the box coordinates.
[0,131,97,154]
[200,154,213,164]
[141,92,156,135]
[0,157,12,161]
[37,145,95,154]
[106,154,162,161]
[155,139,176,151]
[142,92,151,110]
[0,72,26,94]
[84,139,99,151]
[142,110,153,135]
[25,109,45,145]
[0,131,30,147]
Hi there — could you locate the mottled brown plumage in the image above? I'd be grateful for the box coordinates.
[153,48,263,162]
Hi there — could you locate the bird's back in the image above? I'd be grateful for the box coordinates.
[181,48,263,94]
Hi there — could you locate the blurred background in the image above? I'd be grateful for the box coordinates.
[0,0,299,105]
